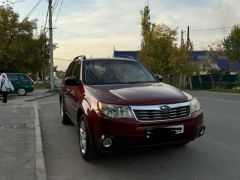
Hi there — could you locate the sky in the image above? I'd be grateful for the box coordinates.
[1,0,240,71]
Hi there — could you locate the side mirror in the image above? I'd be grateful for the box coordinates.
[65,76,79,86]
[155,75,164,82]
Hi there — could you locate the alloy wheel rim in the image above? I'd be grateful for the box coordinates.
[60,103,64,121]
[79,121,87,154]
[18,88,25,95]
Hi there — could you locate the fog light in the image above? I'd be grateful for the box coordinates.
[199,126,205,137]
[102,137,113,148]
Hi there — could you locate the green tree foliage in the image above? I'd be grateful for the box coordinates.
[223,25,240,64]
[222,25,240,87]
[139,5,198,80]
[170,44,199,76]
[139,5,178,76]
[0,6,48,73]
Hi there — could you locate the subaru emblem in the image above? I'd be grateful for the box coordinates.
[160,105,171,112]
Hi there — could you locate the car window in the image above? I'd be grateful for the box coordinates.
[7,73,19,81]
[19,74,29,81]
[73,63,81,81]
[65,62,76,77]
[83,60,157,85]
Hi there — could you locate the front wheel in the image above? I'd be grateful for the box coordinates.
[60,101,71,124]
[78,115,101,161]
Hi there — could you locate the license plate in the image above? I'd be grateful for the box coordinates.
[165,125,184,135]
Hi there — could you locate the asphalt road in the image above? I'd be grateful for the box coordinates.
[37,91,240,180]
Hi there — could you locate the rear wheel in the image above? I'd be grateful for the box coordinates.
[60,101,71,124]
[78,115,101,161]
[17,88,26,96]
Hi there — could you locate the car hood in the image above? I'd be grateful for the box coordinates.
[86,83,188,105]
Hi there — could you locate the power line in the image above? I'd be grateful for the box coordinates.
[9,0,26,4]
[43,9,48,31]
[25,0,42,19]
[52,0,59,14]
[0,0,26,7]
[54,58,70,62]
[193,41,220,46]
[53,0,63,27]
[191,26,232,32]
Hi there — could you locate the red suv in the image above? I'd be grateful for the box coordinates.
[60,56,205,160]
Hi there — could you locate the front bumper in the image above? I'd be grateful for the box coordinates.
[87,110,204,149]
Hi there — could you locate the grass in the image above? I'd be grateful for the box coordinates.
[193,87,240,94]
[33,83,50,89]
[33,83,60,93]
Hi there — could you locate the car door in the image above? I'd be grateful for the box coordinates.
[63,61,76,119]
[68,62,84,123]
[18,74,31,90]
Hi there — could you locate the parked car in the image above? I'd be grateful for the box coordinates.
[60,56,205,160]
[6,73,34,96]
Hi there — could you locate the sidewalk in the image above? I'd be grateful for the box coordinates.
[0,101,35,180]
[0,89,49,180]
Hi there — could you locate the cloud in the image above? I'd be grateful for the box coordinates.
[50,0,240,70]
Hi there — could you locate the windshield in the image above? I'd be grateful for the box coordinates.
[83,60,157,85]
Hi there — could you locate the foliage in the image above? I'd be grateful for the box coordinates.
[208,44,227,87]
[223,25,240,64]
[170,45,199,76]
[139,6,177,76]
[0,6,48,73]
[139,5,199,79]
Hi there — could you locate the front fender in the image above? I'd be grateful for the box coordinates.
[80,97,101,144]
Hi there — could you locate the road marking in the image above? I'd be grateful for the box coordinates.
[32,102,47,180]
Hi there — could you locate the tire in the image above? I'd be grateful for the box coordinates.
[17,88,26,96]
[60,101,72,125]
[78,115,101,161]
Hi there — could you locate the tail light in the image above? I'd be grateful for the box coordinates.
[27,75,34,84]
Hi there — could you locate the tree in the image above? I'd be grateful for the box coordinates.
[0,6,48,73]
[208,44,227,87]
[223,25,240,86]
[223,25,240,64]
[139,5,199,88]
[170,44,199,88]
[139,5,178,77]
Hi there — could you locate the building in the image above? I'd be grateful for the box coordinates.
[113,50,240,72]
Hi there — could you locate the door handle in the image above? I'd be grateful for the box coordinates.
[64,88,70,95]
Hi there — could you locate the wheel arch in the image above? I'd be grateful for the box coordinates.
[77,100,96,144]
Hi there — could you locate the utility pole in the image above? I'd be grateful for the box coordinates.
[187,26,190,50]
[186,26,193,89]
[48,0,54,91]
[180,30,184,48]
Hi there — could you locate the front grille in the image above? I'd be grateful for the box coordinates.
[132,103,190,121]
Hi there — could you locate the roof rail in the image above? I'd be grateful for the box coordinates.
[73,55,86,61]
[120,55,135,59]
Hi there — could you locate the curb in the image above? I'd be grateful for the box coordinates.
[194,90,240,96]
[32,102,47,180]
[26,93,54,102]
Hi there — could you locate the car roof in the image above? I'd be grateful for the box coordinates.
[5,73,26,75]
[81,57,138,62]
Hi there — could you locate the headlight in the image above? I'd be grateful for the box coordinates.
[190,97,201,113]
[98,102,134,118]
